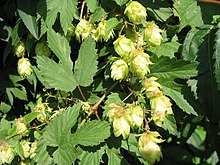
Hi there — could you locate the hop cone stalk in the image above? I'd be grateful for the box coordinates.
[130,49,153,78]
[144,22,163,46]
[138,131,164,164]
[17,58,32,77]
[124,1,147,23]
[110,59,129,81]
[113,35,136,60]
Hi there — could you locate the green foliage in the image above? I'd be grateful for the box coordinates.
[1,0,220,164]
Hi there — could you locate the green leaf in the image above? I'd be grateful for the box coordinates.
[74,36,98,87]
[213,23,220,89]
[43,104,81,146]
[23,112,40,124]
[161,81,197,115]
[105,18,119,36]
[46,0,78,34]
[72,120,111,146]
[182,27,211,61]
[162,115,178,135]
[47,29,72,69]
[85,0,98,13]
[80,149,104,165]
[113,0,129,6]
[149,57,198,80]
[17,0,39,39]
[173,0,203,31]
[106,148,129,165]
[8,87,27,101]
[148,36,181,58]
[36,56,77,92]
[53,144,80,165]
[0,102,11,113]
[91,7,106,23]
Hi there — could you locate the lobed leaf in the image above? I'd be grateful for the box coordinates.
[80,150,104,165]
[72,120,111,146]
[85,0,98,13]
[163,115,178,135]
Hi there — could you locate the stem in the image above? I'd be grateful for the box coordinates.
[79,81,118,127]
[80,1,86,19]
[122,91,134,102]
[77,85,87,102]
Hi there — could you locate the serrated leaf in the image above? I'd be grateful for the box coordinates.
[72,120,111,146]
[162,115,178,135]
[182,27,211,61]
[113,0,129,6]
[46,0,78,34]
[36,56,77,92]
[148,36,181,58]
[85,0,98,13]
[161,81,197,115]
[213,23,220,89]
[23,112,40,124]
[173,0,203,31]
[91,7,106,23]
[106,148,129,165]
[149,57,198,80]
[8,87,27,101]
[47,29,72,69]
[80,149,104,165]
[53,144,80,165]
[74,36,98,87]
[105,18,119,36]
[43,104,81,146]
[17,0,39,39]
[0,102,11,113]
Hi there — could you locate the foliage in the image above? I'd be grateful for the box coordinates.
[0,0,220,164]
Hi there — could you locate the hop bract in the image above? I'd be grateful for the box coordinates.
[130,49,153,78]
[113,35,136,59]
[110,59,129,81]
[124,1,147,23]
[144,22,163,46]
[75,19,94,41]
[143,77,162,98]
[17,58,32,77]
[15,41,25,58]
[95,20,114,41]
[150,95,173,126]
[35,41,51,57]
[0,142,15,164]
[127,105,144,128]
[138,131,164,164]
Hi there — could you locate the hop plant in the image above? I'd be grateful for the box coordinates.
[0,142,15,164]
[144,22,163,46]
[143,77,163,99]
[34,101,47,123]
[17,58,32,77]
[16,118,28,135]
[75,19,94,41]
[130,49,153,78]
[150,95,173,126]
[110,59,129,81]
[14,41,25,58]
[127,105,144,128]
[138,131,164,164]
[35,41,51,57]
[94,20,114,41]
[65,24,75,41]
[20,140,31,159]
[124,1,147,23]
[113,35,136,60]
[29,142,37,159]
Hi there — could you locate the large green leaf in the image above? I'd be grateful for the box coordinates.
[72,120,111,146]
[36,56,77,92]
[213,23,220,89]
[80,149,104,165]
[105,18,119,36]
[113,0,129,6]
[17,0,39,39]
[47,29,72,69]
[46,0,78,34]
[85,0,98,13]
[162,115,178,135]
[90,7,106,23]
[74,36,98,87]
[173,0,203,31]
[43,104,81,146]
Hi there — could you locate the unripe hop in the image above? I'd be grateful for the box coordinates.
[15,41,25,58]
[113,35,136,59]
[124,1,147,23]
[144,77,162,98]
[113,116,130,139]
[35,41,51,57]
[17,58,32,77]
[95,20,114,41]
[144,22,163,46]
[127,105,144,128]
[0,142,15,164]
[75,19,94,41]
[110,59,129,81]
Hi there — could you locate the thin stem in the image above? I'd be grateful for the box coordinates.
[80,1,86,19]
[79,81,118,127]
[77,85,87,102]
[122,91,134,102]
